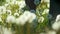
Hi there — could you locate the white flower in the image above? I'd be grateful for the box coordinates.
[16,11,36,25]
[41,0,50,3]
[24,11,36,23]
[14,13,19,17]
[18,1,26,9]
[55,15,60,22]
[6,15,16,23]
[3,28,12,34]
[16,11,31,25]
[47,30,56,34]
[42,9,49,15]
[52,22,60,31]
[0,6,6,14]
[28,13,36,23]
[38,16,44,23]
[0,17,2,22]
[6,10,12,15]
[4,4,9,7]
[16,11,30,25]
[16,15,27,25]
[47,3,50,8]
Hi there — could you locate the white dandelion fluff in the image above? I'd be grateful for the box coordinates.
[6,10,12,15]
[16,15,28,25]
[38,16,44,23]
[18,1,26,9]
[47,3,50,8]
[23,11,36,23]
[16,11,30,25]
[6,15,16,23]
[16,11,36,25]
[55,15,60,22]
[0,6,6,14]
[14,12,19,17]
[28,13,36,23]
[3,28,12,34]
[47,30,56,34]
[42,9,49,15]
[52,22,60,31]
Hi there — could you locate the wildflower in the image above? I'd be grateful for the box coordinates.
[18,1,26,9]
[28,13,36,23]
[55,15,60,22]
[47,3,50,8]
[16,15,27,25]
[6,10,12,15]
[16,11,35,25]
[6,15,16,23]
[52,15,60,31]
[38,16,44,23]
[15,11,29,25]
[42,9,49,15]
[3,28,12,34]
[47,30,56,34]
[14,12,19,17]
[0,6,6,14]
[52,22,60,31]
[16,11,31,25]
[24,11,36,23]
[16,11,36,25]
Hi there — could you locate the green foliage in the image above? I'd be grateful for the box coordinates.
[0,0,6,6]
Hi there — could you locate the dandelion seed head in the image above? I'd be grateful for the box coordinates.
[47,30,56,34]
[55,15,60,22]
[14,12,19,17]
[6,15,16,23]
[52,22,60,31]
[18,1,26,9]
[38,16,44,23]
[3,28,12,34]
[42,9,49,15]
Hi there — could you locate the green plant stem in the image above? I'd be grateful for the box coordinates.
[26,23,30,34]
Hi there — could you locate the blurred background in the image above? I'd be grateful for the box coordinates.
[1,0,60,34]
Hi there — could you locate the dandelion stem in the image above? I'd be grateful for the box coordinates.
[26,23,30,34]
